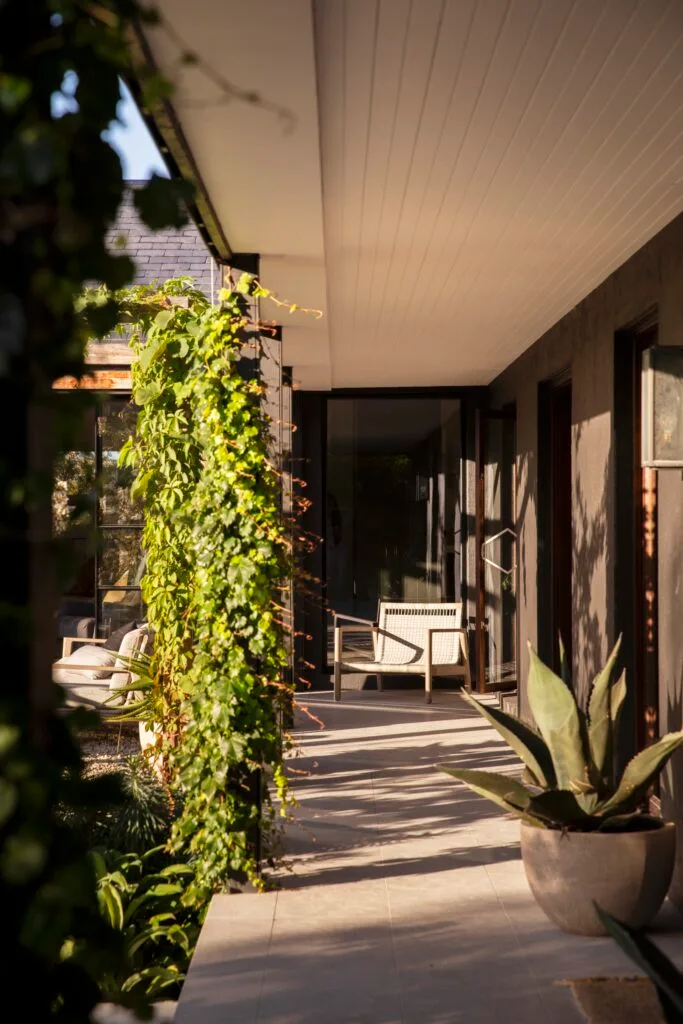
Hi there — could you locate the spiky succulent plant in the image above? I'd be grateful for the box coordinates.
[441,639,683,831]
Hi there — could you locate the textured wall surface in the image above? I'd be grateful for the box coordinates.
[490,210,683,904]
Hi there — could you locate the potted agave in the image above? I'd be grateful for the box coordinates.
[441,640,683,936]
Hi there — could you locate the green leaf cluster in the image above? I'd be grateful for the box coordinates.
[115,277,294,897]
[70,846,202,1005]
[441,641,683,831]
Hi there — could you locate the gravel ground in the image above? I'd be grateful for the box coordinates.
[78,722,140,776]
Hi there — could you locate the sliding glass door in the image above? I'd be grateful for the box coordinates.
[325,396,462,657]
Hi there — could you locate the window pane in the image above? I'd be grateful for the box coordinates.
[53,405,96,537]
[54,403,97,655]
[98,590,145,639]
[98,529,145,586]
[99,398,142,525]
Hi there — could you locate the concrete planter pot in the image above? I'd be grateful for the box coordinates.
[520,821,676,936]
[138,719,161,753]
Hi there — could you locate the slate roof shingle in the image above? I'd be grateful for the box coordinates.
[106,180,216,297]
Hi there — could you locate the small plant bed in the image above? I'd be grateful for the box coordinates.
[56,736,204,1008]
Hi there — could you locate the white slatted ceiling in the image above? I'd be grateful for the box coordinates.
[144,0,683,388]
[314,0,683,386]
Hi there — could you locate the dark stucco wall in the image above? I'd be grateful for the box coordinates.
[489,210,683,905]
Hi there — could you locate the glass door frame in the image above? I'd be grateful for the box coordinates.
[475,406,518,694]
[318,388,479,674]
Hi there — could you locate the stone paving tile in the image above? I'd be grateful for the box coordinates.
[177,690,683,1023]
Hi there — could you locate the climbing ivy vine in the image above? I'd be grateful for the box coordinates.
[107,275,295,894]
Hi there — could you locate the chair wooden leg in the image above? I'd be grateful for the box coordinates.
[462,634,472,693]
[425,630,433,703]
[333,626,342,701]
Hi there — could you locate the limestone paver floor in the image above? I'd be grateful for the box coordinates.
[175,690,683,1023]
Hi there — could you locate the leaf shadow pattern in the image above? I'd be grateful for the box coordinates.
[276,696,523,889]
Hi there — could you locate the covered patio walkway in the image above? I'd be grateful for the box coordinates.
[175,691,683,1023]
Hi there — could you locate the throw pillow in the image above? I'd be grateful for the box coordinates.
[104,620,140,652]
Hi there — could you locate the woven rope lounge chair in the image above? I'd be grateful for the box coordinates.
[333,601,471,705]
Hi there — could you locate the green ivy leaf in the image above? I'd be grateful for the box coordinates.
[134,381,164,405]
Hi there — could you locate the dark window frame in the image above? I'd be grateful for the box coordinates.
[54,378,142,638]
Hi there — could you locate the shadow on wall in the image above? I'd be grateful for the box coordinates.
[572,414,613,703]
[516,447,535,614]
[572,468,608,703]
[664,672,683,912]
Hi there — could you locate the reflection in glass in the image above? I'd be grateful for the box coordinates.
[53,394,145,650]
[653,350,683,463]
[53,406,97,537]
[326,398,462,656]
[98,529,145,587]
[98,592,145,639]
[99,399,142,525]
[53,406,97,653]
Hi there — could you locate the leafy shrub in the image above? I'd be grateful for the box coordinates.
[108,756,172,854]
[58,755,173,854]
[71,846,203,1004]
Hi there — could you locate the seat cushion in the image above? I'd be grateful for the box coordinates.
[58,679,116,710]
[342,659,464,674]
[53,644,117,683]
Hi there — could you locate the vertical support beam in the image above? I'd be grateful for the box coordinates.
[292,391,325,690]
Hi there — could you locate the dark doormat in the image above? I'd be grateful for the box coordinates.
[560,977,665,1022]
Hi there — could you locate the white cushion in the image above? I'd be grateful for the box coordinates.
[109,626,149,694]
[53,645,116,683]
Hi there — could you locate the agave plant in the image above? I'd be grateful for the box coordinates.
[441,639,683,830]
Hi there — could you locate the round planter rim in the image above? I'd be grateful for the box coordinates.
[520,819,675,836]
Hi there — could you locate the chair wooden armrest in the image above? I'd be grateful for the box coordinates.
[334,622,377,657]
[61,636,108,658]
[54,664,118,674]
[424,626,472,700]
[333,618,379,702]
